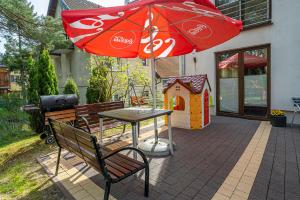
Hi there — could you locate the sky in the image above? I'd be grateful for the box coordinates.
[0,0,125,54]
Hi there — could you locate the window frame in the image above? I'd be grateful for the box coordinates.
[215,0,272,30]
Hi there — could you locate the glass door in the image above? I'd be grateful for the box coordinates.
[243,48,268,117]
[217,52,240,114]
[216,45,270,119]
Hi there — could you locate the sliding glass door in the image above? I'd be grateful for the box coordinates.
[216,45,270,119]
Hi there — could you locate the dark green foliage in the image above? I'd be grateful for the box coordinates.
[37,49,58,95]
[63,78,80,98]
[27,56,39,104]
[86,58,109,103]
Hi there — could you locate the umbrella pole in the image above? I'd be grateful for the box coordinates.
[148,5,158,143]
[151,58,158,142]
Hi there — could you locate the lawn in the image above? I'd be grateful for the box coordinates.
[0,105,64,200]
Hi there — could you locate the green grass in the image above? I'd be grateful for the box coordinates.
[0,107,64,200]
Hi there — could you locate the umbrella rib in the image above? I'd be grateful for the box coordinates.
[152,6,197,50]
[152,4,227,30]
[79,8,146,48]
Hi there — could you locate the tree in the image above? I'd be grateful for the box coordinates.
[86,56,109,103]
[37,49,58,95]
[27,55,39,104]
[0,0,70,99]
[63,78,80,98]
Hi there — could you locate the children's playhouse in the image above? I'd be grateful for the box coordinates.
[163,75,211,129]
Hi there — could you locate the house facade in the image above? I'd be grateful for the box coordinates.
[180,0,300,124]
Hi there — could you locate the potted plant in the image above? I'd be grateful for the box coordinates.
[270,110,286,127]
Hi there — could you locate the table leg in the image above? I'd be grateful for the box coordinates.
[99,117,103,145]
[131,122,138,159]
[168,114,174,155]
[137,122,140,138]
[154,117,158,142]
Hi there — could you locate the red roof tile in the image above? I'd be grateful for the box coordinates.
[163,75,211,94]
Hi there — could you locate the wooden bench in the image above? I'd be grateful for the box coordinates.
[42,109,76,144]
[48,119,149,200]
[75,101,128,136]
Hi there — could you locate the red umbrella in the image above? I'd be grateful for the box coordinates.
[61,0,242,155]
[61,0,242,59]
[219,53,267,69]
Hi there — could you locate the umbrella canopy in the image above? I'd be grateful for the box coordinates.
[218,53,267,69]
[61,0,242,59]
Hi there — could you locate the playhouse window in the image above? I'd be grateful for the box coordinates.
[171,96,185,111]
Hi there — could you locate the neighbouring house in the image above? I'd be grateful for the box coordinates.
[47,0,180,105]
[0,64,10,94]
[179,0,300,124]
[0,65,21,94]
[47,0,101,103]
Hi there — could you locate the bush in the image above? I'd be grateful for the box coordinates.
[0,93,24,112]
[63,78,80,98]
[0,94,34,145]
[86,57,109,103]
[37,49,58,95]
[27,56,39,104]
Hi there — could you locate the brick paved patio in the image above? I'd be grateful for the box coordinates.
[38,116,300,200]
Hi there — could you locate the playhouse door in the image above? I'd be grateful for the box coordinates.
[204,89,209,126]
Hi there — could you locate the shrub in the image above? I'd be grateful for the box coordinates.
[27,56,39,104]
[86,57,109,103]
[37,49,59,95]
[63,78,80,98]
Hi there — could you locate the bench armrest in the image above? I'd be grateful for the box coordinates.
[77,115,91,133]
[103,147,148,165]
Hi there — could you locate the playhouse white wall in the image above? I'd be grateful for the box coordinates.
[167,82,191,129]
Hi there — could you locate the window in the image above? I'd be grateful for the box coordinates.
[170,96,185,111]
[216,0,271,29]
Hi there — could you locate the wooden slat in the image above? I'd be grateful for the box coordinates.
[45,109,75,117]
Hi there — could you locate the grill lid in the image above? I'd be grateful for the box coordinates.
[40,94,78,112]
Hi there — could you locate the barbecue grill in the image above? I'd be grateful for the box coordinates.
[40,94,78,112]
[39,94,79,143]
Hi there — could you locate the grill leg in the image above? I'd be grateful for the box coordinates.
[55,147,61,176]
[144,166,149,197]
[104,181,111,200]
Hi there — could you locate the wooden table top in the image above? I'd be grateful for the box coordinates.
[98,108,172,123]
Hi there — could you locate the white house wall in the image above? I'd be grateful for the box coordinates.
[70,48,91,103]
[184,0,300,123]
[167,83,191,129]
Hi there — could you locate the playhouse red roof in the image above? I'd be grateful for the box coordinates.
[163,75,211,94]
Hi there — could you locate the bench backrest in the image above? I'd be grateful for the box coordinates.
[44,109,76,126]
[75,101,124,128]
[48,118,109,178]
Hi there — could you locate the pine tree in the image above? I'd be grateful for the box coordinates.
[27,55,39,104]
[63,78,80,98]
[37,49,59,95]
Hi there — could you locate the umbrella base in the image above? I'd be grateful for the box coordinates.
[138,138,175,157]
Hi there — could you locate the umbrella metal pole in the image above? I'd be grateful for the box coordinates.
[151,58,158,142]
[148,5,158,143]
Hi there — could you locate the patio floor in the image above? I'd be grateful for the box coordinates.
[38,116,300,200]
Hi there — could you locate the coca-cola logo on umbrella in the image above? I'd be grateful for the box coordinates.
[182,21,213,39]
[110,31,136,49]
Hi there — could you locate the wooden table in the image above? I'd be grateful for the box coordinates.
[98,108,173,157]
